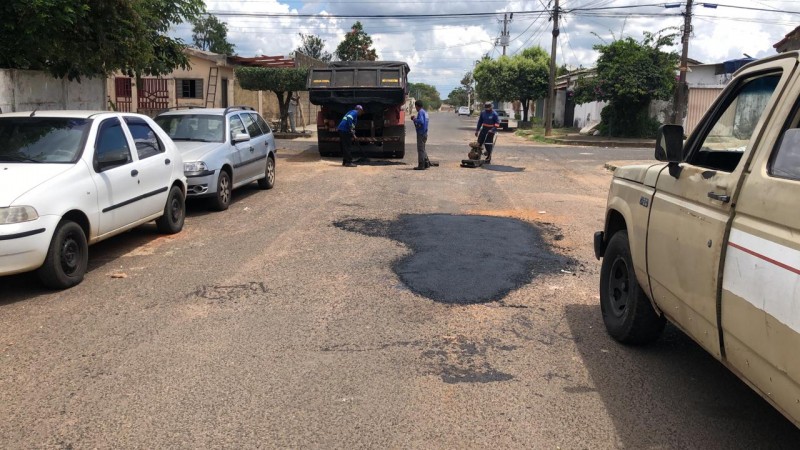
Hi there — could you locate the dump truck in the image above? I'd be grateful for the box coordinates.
[307,61,410,158]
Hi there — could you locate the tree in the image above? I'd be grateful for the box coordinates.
[447,87,468,108]
[460,71,474,107]
[236,67,308,132]
[408,83,442,111]
[296,33,332,62]
[473,53,548,122]
[0,0,205,81]
[573,31,679,137]
[335,22,378,61]
[192,14,235,55]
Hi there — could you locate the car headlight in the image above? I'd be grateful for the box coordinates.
[184,161,208,174]
[0,206,39,224]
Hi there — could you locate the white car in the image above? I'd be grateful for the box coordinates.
[0,111,187,289]
[155,107,276,211]
[457,106,470,116]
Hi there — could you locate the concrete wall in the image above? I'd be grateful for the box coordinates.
[0,69,105,113]
[573,100,607,130]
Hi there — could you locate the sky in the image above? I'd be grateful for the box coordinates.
[170,0,800,98]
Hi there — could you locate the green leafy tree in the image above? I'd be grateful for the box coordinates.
[0,0,205,80]
[192,14,235,55]
[408,82,442,111]
[473,53,548,122]
[447,87,468,108]
[296,33,332,62]
[573,31,679,137]
[236,67,308,132]
[335,22,378,61]
[460,71,474,107]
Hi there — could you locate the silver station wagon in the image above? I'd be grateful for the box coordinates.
[155,106,277,211]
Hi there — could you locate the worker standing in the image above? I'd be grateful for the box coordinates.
[337,105,364,167]
[410,100,430,170]
[475,101,500,164]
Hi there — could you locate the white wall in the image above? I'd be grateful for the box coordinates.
[573,100,607,129]
[0,69,105,113]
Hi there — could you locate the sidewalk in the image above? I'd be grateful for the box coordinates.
[550,133,655,149]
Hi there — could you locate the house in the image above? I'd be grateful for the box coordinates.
[774,25,800,53]
[106,47,236,116]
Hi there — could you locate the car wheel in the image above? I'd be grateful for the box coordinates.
[600,231,666,344]
[156,185,185,234]
[210,170,231,211]
[258,155,276,190]
[37,220,88,289]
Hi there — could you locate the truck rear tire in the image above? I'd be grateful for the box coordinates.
[318,142,341,158]
[600,231,665,345]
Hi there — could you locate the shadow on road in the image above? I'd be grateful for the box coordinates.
[335,214,575,304]
[482,164,525,172]
[563,304,800,448]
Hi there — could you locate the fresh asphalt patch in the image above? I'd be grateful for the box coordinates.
[334,214,573,304]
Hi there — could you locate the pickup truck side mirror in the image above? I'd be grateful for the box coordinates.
[655,124,684,163]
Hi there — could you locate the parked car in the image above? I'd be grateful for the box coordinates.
[495,109,510,130]
[0,111,187,289]
[155,106,276,211]
[457,106,470,116]
[594,52,800,427]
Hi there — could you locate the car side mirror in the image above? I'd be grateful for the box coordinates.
[96,148,130,171]
[655,124,684,163]
[232,132,250,144]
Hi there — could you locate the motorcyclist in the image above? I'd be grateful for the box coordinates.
[475,102,500,163]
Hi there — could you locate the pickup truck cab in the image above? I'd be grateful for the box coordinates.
[594,52,800,427]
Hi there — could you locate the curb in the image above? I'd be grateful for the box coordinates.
[552,138,655,148]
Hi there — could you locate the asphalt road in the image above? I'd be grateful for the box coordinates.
[1,112,798,448]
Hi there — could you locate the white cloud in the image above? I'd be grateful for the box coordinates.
[174,0,800,97]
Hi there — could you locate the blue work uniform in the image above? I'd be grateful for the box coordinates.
[337,109,360,164]
[476,109,500,161]
[413,108,429,168]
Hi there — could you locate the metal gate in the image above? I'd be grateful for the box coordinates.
[114,77,132,112]
[137,78,169,116]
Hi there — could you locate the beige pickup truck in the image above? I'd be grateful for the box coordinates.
[594,52,800,427]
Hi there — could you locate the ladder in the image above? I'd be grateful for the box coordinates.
[205,66,219,108]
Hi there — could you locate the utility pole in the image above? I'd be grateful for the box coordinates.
[499,13,512,56]
[544,0,559,137]
[674,0,693,125]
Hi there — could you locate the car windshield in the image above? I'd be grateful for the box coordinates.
[155,114,225,143]
[0,117,90,163]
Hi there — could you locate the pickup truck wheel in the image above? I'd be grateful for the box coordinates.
[600,231,665,344]
[37,220,88,289]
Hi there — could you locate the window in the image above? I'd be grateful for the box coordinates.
[0,117,89,163]
[94,118,132,171]
[155,114,224,143]
[229,115,247,140]
[124,117,164,159]
[241,113,263,137]
[770,129,800,180]
[252,113,272,134]
[687,73,781,172]
[177,79,204,99]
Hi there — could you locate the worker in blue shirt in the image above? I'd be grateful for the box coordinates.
[475,101,500,164]
[337,105,364,167]
[410,100,430,170]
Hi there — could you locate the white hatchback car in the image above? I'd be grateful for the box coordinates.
[0,111,187,289]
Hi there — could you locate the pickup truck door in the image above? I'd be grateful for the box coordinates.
[720,67,800,425]
[647,60,794,358]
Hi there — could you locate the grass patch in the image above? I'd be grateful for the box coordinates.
[515,126,579,144]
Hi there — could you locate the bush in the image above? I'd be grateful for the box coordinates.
[599,102,661,138]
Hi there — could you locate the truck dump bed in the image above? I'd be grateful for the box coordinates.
[308,61,409,106]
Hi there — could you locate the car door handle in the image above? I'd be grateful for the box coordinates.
[707,191,730,203]
[165,158,171,165]
[131,169,139,177]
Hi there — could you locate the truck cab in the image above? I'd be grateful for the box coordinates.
[594,51,800,427]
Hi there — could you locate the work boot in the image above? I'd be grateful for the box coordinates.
[343,162,357,167]
[413,166,427,170]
